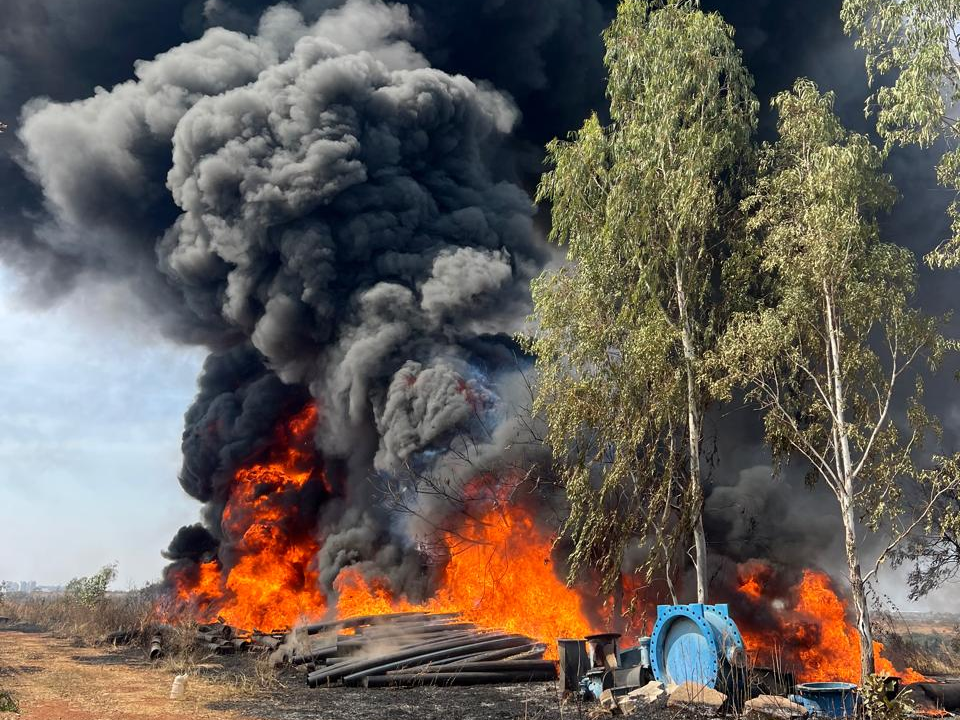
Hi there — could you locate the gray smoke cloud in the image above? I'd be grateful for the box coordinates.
[5,0,957,610]
[0,0,613,312]
[16,0,551,597]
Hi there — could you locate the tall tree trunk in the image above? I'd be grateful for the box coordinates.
[676,261,708,603]
[691,512,708,604]
[840,487,875,682]
[824,285,874,681]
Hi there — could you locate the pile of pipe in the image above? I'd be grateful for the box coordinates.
[191,619,286,656]
[290,611,555,688]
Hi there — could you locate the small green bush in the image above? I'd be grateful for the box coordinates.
[65,564,117,607]
[860,674,914,720]
[0,689,19,713]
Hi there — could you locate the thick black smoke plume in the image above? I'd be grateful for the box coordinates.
[3,0,956,608]
[11,0,569,598]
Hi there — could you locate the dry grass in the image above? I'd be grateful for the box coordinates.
[880,629,960,677]
[4,589,156,646]
[155,620,208,674]
[0,624,254,720]
[875,611,960,677]
[221,653,286,694]
[3,591,284,701]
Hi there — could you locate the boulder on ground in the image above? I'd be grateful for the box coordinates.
[667,681,727,712]
[744,694,809,720]
[616,696,639,716]
[599,688,622,714]
[601,684,664,716]
[628,681,668,709]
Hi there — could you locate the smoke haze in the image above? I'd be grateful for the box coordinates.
[1,0,956,608]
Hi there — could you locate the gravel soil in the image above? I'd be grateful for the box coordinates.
[0,623,637,720]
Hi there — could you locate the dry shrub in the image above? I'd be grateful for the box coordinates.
[5,587,158,646]
[154,621,285,694]
[875,622,960,677]
[157,620,210,675]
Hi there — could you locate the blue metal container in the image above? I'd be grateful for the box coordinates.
[649,603,745,689]
[788,693,825,716]
[796,682,858,718]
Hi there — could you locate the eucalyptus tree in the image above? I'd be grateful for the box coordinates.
[718,79,960,681]
[524,0,757,601]
[841,0,960,268]
[842,0,960,596]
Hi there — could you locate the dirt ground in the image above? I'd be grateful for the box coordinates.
[0,624,580,720]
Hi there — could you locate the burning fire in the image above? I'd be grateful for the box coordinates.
[166,405,930,685]
[167,404,328,630]
[168,408,596,648]
[736,562,927,683]
[334,490,596,658]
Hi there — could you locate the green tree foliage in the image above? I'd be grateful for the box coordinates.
[524,0,757,599]
[898,459,960,598]
[841,0,960,267]
[65,563,118,607]
[718,79,960,681]
[842,0,960,600]
[861,674,915,720]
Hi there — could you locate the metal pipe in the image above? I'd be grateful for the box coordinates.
[305,629,482,679]
[197,623,233,639]
[430,643,544,667]
[148,634,163,661]
[252,634,282,650]
[291,644,338,666]
[363,669,558,688]
[306,631,502,687]
[340,636,532,686]
[302,611,442,635]
[356,622,476,638]
[389,660,556,675]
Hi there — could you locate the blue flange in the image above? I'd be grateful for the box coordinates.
[649,603,745,689]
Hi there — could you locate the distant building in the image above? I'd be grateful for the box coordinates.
[1,580,41,594]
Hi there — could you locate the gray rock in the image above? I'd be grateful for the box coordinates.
[744,694,809,720]
[667,681,727,712]
[628,680,668,709]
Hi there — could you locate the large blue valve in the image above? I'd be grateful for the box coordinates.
[649,603,746,690]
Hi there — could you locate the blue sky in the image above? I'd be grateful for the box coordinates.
[0,266,205,589]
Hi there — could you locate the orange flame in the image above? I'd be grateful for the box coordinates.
[736,563,926,683]
[168,404,327,630]
[333,495,596,658]
[168,413,598,647]
[170,404,929,687]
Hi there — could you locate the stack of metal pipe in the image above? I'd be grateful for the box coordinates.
[294,612,556,688]
[193,620,287,656]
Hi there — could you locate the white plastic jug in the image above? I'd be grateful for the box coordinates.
[169,674,188,700]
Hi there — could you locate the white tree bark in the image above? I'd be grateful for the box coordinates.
[676,260,708,604]
[825,284,875,681]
